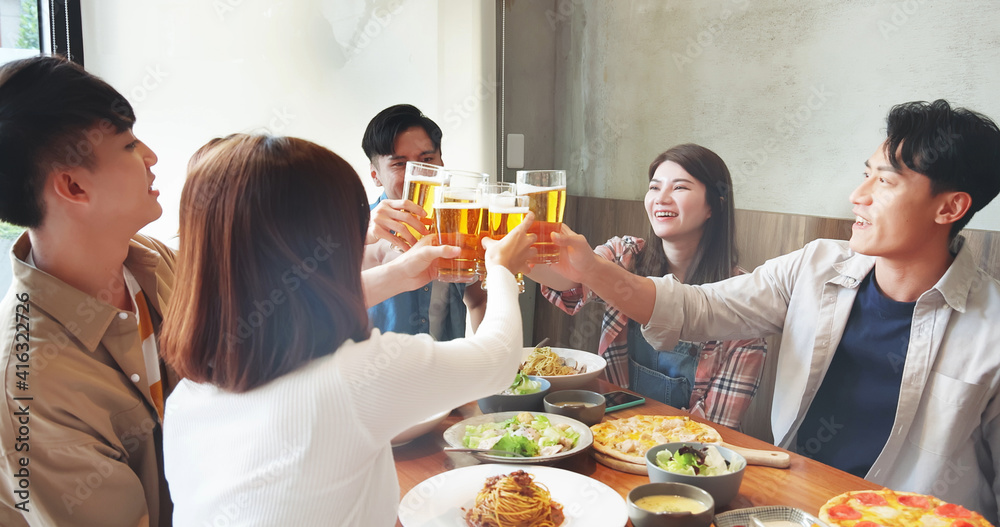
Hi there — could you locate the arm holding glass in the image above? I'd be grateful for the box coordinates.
[531,236,643,315]
[362,213,537,309]
[525,262,580,293]
[548,224,658,325]
[362,237,459,307]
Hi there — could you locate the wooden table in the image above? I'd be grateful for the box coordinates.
[394,379,880,526]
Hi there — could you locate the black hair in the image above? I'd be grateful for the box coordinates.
[361,104,442,162]
[634,144,738,285]
[0,55,135,228]
[885,99,1000,237]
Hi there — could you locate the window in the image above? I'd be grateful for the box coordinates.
[0,0,40,63]
[0,0,47,291]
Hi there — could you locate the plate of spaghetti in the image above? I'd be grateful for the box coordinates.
[520,347,606,391]
[397,464,628,527]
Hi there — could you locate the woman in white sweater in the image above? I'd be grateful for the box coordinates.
[160,133,535,526]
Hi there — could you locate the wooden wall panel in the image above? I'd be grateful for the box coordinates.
[530,195,1000,441]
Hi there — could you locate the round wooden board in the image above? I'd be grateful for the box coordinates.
[591,450,647,475]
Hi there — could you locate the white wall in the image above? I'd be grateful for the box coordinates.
[81,0,497,243]
[547,0,1000,232]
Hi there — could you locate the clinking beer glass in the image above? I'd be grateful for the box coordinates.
[476,182,515,280]
[486,191,529,293]
[516,170,566,264]
[401,161,447,241]
[449,171,490,278]
[434,186,485,283]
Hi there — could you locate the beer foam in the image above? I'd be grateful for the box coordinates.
[489,206,530,214]
[517,183,566,194]
[433,202,486,210]
[489,195,518,208]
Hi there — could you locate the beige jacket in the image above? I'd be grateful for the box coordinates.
[0,233,177,527]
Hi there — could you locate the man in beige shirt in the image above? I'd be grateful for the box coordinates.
[0,56,175,526]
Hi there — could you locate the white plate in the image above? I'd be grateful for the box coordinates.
[714,506,831,527]
[443,411,593,463]
[392,409,451,447]
[521,347,607,390]
[397,464,628,527]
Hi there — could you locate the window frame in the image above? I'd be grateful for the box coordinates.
[45,0,83,65]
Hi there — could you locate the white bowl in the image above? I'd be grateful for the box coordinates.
[520,347,607,391]
[391,409,451,447]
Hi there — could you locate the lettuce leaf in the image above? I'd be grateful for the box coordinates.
[494,434,539,457]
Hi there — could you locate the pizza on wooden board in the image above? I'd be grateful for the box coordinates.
[590,414,723,465]
[820,489,993,527]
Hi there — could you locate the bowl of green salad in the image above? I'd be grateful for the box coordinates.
[645,442,746,507]
[478,373,551,414]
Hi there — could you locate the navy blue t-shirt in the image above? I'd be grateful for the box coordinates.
[796,271,915,477]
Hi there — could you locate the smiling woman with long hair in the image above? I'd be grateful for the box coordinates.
[159,133,534,526]
[529,144,766,429]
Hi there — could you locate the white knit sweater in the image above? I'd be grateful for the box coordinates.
[163,267,523,526]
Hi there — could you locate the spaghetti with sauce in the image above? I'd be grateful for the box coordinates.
[463,470,565,527]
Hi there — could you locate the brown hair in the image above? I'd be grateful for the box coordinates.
[634,143,738,285]
[161,133,371,392]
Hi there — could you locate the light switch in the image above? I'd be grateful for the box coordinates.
[507,134,525,169]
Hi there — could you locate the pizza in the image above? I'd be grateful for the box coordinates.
[590,414,723,465]
[820,489,993,527]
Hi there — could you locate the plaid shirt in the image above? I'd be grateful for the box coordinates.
[540,235,767,428]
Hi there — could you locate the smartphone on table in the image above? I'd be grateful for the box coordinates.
[602,390,645,412]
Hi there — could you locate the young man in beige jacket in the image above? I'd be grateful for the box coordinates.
[0,56,176,527]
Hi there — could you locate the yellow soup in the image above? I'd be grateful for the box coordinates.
[634,495,707,514]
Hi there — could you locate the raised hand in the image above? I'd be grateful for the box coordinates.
[366,198,429,250]
[393,235,460,286]
[482,212,538,276]
[547,224,602,284]
[362,236,461,308]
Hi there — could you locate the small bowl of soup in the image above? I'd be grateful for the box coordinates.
[626,482,714,527]
[543,389,606,426]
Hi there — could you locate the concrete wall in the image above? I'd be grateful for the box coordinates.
[81,0,496,243]
[501,0,556,182]
[533,0,1000,231]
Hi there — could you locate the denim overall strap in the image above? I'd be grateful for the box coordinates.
[627,320,699,409]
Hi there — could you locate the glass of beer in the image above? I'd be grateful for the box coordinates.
[516,170,566,264]
[401,161,447,241]
[477,182,516,288]
[448,170,490,279]
[487,191,529,293]
[446,169,490,190]
[434,186,486,283]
